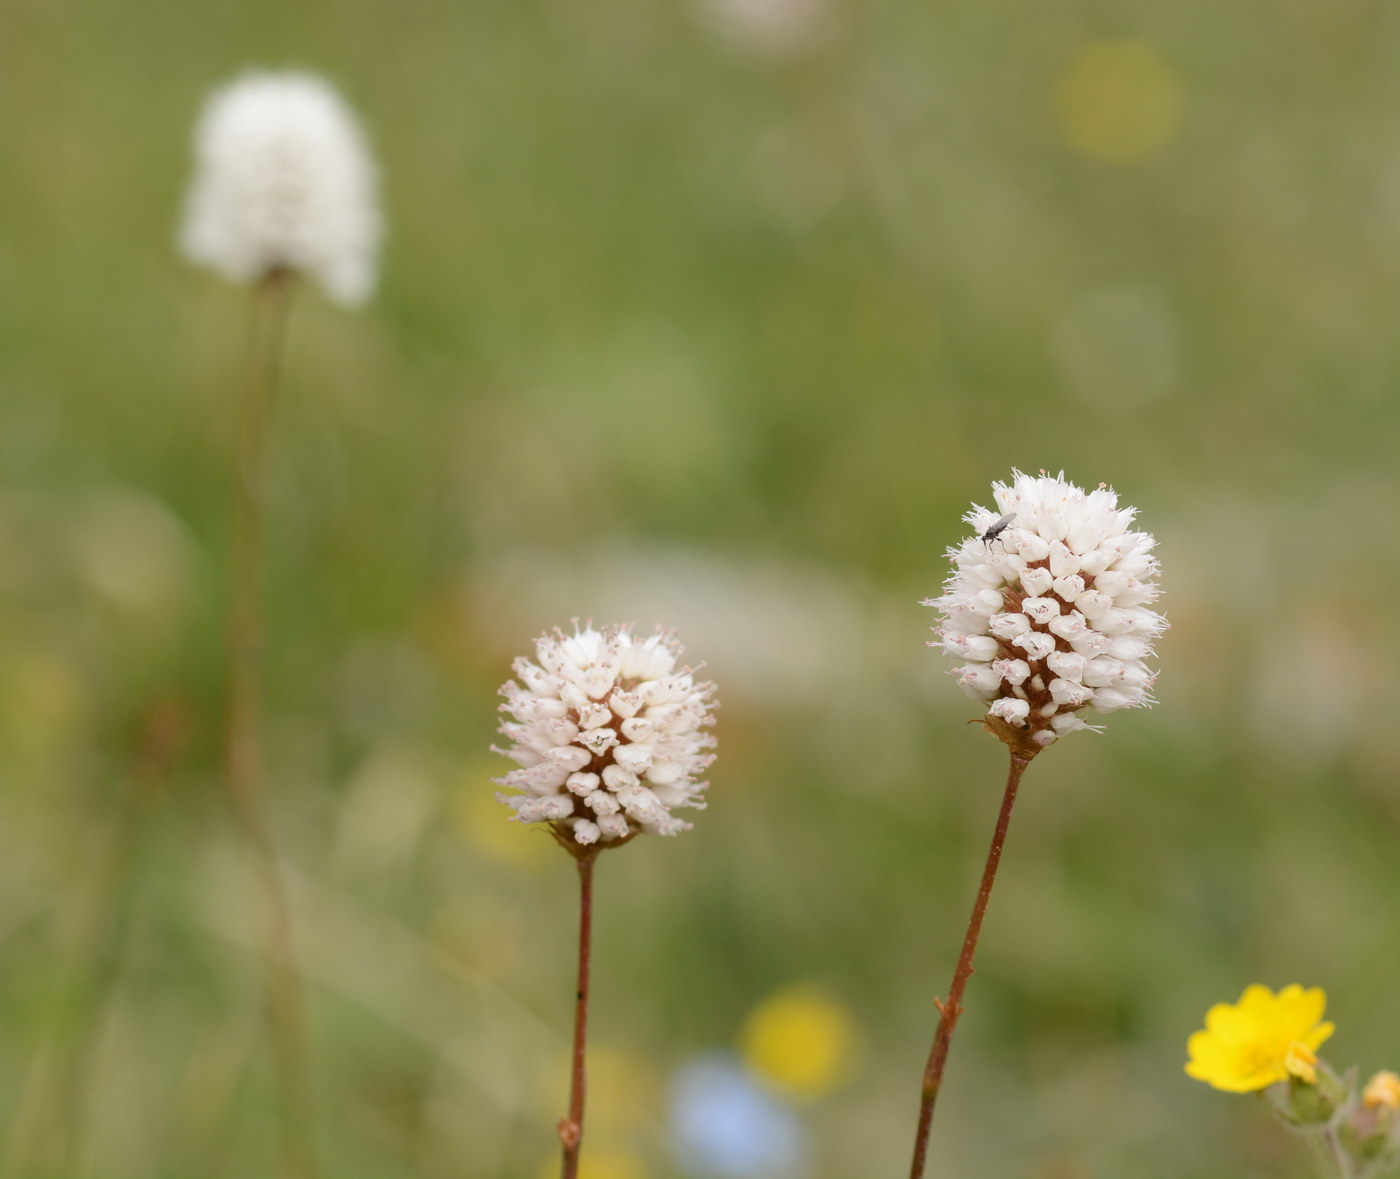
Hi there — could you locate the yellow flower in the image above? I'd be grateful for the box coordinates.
[1364,1071,1400,1111]
[740,985,857,1102]
[1185,984,1335,1093]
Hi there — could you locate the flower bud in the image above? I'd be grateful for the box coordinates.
[1343,1071,1400,1161]
[1276,1053,1347,1126]
[1365,1071,1400,1112]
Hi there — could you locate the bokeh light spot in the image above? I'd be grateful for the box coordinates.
[739,984,856,1102]
[1057,40,1183,164]
[536,1146,646,1179]
[670,1054,803,1177]
[1,647,87,766]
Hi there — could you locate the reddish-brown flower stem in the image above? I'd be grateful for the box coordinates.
[908,749,1032,1179]
[559,853,596,1179]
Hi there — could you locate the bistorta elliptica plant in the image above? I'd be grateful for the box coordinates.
[906,470,1163,1179]
[495,624,717,846]
[494,624,717,1179]
[179,68,382,1179]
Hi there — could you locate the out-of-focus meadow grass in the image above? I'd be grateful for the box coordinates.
[3,0,1400,1176]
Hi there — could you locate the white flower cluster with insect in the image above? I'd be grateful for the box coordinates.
[928,470,1164,748]
[494,625,718,846]
[179,71,380,305]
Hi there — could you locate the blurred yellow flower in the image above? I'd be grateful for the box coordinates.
[1,648,87,766]
[579,1047,659,1134]
[1057,40,1182,164]
[429,897,522,980]
[1364,1070,1400,1111]
[526,1045,659,1139]
[1185,984,1335,1093]
[535,1146,644,1179]
[454,763,553,870]
[740,985,856,1101]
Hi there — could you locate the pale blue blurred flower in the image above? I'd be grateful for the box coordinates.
[669,1054,804,1178]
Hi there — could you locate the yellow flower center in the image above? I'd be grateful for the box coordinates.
[1284,1043,1318,1085]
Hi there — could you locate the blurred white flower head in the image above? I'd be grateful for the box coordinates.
[928,470,1164,751]
[494,624,717,848]
[179,70,380,305]
[698,0,833,57]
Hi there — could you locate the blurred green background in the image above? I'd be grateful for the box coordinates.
[3,0,1400,1176]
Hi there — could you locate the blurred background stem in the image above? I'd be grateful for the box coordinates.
[224,268,317,1179]
[2,700,183,1177]
[908,750,1030,1179]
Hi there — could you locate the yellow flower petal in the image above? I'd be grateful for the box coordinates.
[1205,1000,1248,1040]
[1312,1020,1334,1045]
[1296,987,1327,1027]
[1238,984,1277,1016]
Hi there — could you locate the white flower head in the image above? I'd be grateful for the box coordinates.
[179,70,380,305]
[927,470,1164,753]
[494,623,718,851]
[697,0,833,56]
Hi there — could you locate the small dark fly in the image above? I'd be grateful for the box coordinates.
[980,511,1017,545]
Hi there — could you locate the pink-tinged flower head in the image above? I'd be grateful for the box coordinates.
[927,470,1163,752]
[494,624,718,849]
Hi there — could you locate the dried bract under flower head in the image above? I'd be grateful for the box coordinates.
[180,70,380,305]
[494,624,718,850]
[927,470,1164,754]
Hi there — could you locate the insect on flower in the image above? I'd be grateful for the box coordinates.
[927,470,1163,752]
[979,512,1017,546]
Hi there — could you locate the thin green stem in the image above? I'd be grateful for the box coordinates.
[224,268,316,1179]
[908,750,1031,1179]
[1302,1129,1335,1178]
[1324,1125,1355,1179]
